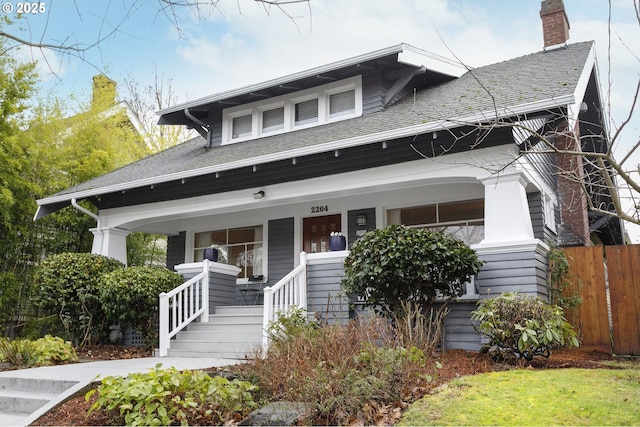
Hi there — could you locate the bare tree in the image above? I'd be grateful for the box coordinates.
[123,68,197,152]
[0,0,311,74]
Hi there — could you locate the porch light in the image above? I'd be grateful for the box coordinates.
[253,190,265,199]
[356,214,367,226]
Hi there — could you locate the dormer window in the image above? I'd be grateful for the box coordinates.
[294,99,319,125]
[222,75,362,144]
[262,107,284,133]
[232,114,252,139]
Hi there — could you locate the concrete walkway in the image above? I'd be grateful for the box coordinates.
[0,357,240,427]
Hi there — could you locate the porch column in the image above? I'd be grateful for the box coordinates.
[90,227,130,265]
[481,172,534,245]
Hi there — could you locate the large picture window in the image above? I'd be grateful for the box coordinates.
[387,199,484,245]
[194,226,263,280]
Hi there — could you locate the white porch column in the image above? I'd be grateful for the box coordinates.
[91,227,130,265]
[481,172,534,245]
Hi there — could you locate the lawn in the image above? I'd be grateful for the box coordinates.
[399,364,640,426]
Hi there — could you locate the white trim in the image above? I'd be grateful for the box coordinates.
[305,250,349,265]
[471,238,549,255]
[174,260,242,277]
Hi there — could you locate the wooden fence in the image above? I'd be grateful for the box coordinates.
[562,245,640,356]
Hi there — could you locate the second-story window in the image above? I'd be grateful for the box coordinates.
[232,114,252,139]
[222,75,362,144]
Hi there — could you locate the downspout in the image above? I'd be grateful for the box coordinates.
[71,198,102,253]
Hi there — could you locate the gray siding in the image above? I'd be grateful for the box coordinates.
[528,191,557,245]
[166,231,186,271]
[362,72,384,115]
[177,268,236,308]
[476,248,549,299]
[441,301,482,351]
[267,218,295,286]
[307,262,350,325]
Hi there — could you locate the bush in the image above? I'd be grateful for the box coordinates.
[342,225,483,317]
[32,253,124,346]
[86,366,258,426]
[0,335,77,367]
[248,317,435,425]
[98,267,184,349]
[471,292,579,363]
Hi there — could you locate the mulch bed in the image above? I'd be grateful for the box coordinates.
[26,346,620,426]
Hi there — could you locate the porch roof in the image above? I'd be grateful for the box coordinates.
[36,41,596,218]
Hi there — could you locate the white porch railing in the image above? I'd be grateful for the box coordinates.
[262,252,308,349]
[158,260,210,357]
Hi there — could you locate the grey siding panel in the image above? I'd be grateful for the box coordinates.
[166,231,186,271]
[362,72,383,115]
[440,301,482,351]
[307,262,349,325]
[267,218,295,287]
[476,247,549,299]
[528,191,557,245]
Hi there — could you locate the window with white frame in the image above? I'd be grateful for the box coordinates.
[194,226,263,280]
[386,199,485,245]
[222,75,362,143]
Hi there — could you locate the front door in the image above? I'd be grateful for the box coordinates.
[303,214,341,253]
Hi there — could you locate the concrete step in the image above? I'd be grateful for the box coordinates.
[213,305,263,316]
[176,329,263,341]
[165,346,261,359]
[0,377,78,420]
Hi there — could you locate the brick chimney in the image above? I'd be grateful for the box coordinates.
[540,0,570,49]
[91,74,117,110]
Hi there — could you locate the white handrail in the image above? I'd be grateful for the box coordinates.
[262,252,308,349]
[158,260,210,357]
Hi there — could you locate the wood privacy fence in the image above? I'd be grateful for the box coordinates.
[562,245,640,356]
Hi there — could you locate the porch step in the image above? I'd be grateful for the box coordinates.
[165,306,264,359]
[0,377,78,425]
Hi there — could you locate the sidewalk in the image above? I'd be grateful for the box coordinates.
[0,356,240,427]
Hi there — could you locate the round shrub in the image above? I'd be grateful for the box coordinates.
[471,292,580,363]
[342,225,483,316]
[98,266,184,348]
[32,252,125,346]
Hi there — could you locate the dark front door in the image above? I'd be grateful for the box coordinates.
[303,214,341,253]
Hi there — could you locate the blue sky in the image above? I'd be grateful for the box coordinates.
[6,0,640,238]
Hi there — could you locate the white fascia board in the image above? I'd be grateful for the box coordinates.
[37,94,575,207]
[156,44,407,116]
[398,44,468,78]
[567,43,597,126]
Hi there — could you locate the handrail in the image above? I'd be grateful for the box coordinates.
[158,260,210,357]
[262,252,308,349]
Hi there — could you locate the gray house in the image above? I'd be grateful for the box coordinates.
[35,0,623,357]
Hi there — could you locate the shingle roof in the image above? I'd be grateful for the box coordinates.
[40,41,594,204]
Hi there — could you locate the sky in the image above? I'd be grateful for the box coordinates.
[4,0,640,238]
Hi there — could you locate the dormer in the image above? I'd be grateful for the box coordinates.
[156,44,466,147]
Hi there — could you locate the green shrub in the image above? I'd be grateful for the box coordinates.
[0,335,77,367]
[471,292,579,363]
[342,225,483,317]
[86,366,258,426]
[98,267,184,349]
[267,305,319,349]
[32,252,124,346]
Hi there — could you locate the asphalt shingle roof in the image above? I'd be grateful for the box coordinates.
[44,41,593,201]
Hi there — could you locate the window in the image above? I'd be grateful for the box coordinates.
[232,114,252,139]
[222,75,362,144]
[194,226,263,280]
[387,199,484,245]
[294,99,319,125]
[329,89,356,118]
[262,107,284,133]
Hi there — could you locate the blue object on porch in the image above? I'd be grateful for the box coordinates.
[203,247,218,262]
[329,235,346,251]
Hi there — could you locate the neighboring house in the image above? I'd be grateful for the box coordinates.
[35,0,624,356]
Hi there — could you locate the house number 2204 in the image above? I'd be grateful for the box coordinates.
[311,205,329,213]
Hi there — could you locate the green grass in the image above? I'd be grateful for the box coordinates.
[399,368,640,426]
